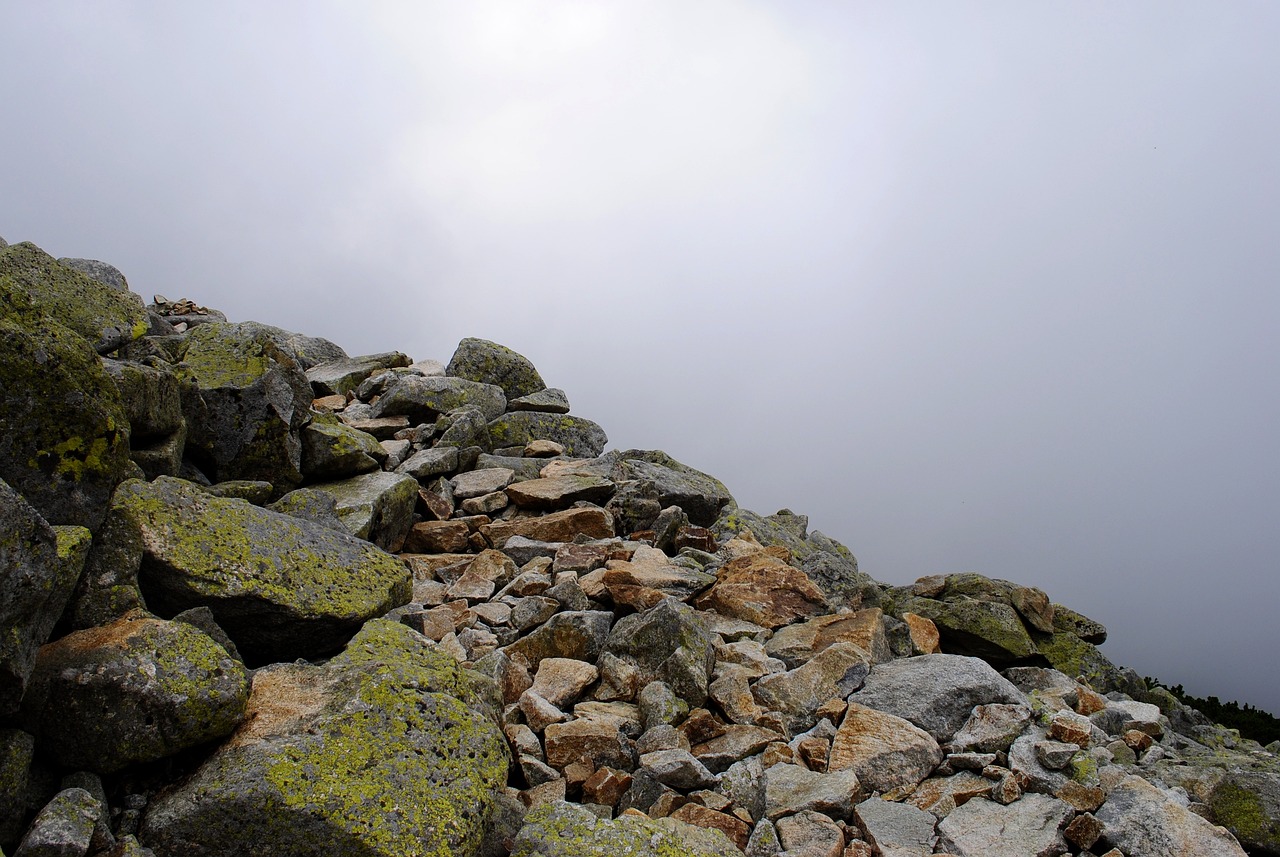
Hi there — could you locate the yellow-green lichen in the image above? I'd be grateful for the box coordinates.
[1210,781,1277,848]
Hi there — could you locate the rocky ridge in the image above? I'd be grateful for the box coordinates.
[1,237,1278,857]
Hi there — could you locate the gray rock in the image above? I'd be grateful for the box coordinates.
[299,414,383,479]
[504,611,615,671]
[371,375,507,423]
[775,809,844,857]
[619,451,734,527]
[101,359,185,441]
[265,488,345,531]
[116,476,411,663]
[605,598,717,708]
[744,819,781,857]
[850,654,1028,742]
[435,406,492,449]
[57,257,132,294]
[452,467,515,499]
[176,321,314,490]
[20,614,249,773]
[13,787,104,857]
[509,800,740,857]
[1007,730,1070,794]
[948,704,1033,754]
[640,749,719,790]
[306,352,411,398]
[763,763,861,822]
[1208,770,1280,855]
[305,470,418,552]
[718,755,767,823]
[936,794,1072,857]
[505,475,615,510]
[487,412,609,459]
[396,446,459,480]
[638,681,690,732]
[500,536,563,567]
[140,620,509,857]
[854,797,938,857]
[752,642,871,735]
[1,729,37,845]
[0,482,85,716]
[446,338,547,400]
[828,701,943,794]
[508,388,570,414]
[1097,774,1248,856]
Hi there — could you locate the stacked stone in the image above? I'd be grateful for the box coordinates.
[1,238,1276,857]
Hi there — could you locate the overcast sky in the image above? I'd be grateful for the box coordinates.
[3,1,1278,712]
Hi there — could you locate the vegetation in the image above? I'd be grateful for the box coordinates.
[1147,677,1280,746]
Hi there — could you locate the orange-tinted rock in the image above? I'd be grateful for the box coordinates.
[481,506,616,545]
[903,612,943,655]
[693,553,827,629]
[669,803,751,850]
[404,520,471,553]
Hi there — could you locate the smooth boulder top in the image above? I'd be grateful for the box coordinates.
[446,337,547,400]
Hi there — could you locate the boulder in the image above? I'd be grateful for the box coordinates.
[505,611,615,671]
[371,375,506,424]
[115,477,411,663]
[482,506,616,546]
[57,256,132,293]
[306,352,411,398]
[139,620,509,857]
[505,475,615,510]
[948,704,1033,754]
[304,470,418,552]
[101,359,186,479]
[12,787,108,857]
[0,284,133,531]
[1208,771,1280,855]
[752,642,871,735]
[850,654,1028,742]
[21,613,249,772]
[175,321,314,489]
[509,800,740,857]
[694,552,827,630]
[0,482,86,716]
[853,797,938,857]
[895,595,1037,662]
[486,412,608,458]
[828,701,943,794]
[763,763,861,822]
[299,414,384,479]
[764,609,893,668]
[936,794,1072,857]
[1097,775,1247,856]
[618,451,734,527]
[605,598,717,708]
[446,338,546,400]
[508,388,570,414]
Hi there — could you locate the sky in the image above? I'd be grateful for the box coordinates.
[3,1,1278,713]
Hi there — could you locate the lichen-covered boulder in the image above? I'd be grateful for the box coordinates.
[115,477,411,663]
[0,284,133,532]
[57,257,134,293]
[510,800,739,857]
[0,480,88,716]
[1098,774,1248,856]
[306,351,411,397]
[299,413,384,480]
[0,243,149,350]
[102,358,188,479]
[1207,771,1280,856]
[12,787,110,857]
[605,598,717,708]
[175,322,314,490]
[895,595,1037,662]
[487,412,608,458]
[305,470,418,552]
[619,451,733,527]
[20,612,249,773]
[1,729,37,847]
[140,620,509,857]
[371,375,507,424]
[61,483,148,631]
[446,338,547,400]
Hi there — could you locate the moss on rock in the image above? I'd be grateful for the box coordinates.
[510,800,740,857]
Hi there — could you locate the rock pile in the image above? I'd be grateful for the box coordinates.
[2,238,1277,856]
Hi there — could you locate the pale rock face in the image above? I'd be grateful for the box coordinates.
[1096,775,1248,857]
[936,794,1073,857]
[828,701,943,794]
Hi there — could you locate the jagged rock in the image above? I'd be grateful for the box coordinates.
[505,611,615,671]
[508,388,570,414]
[176,321,314,489]
[752,642,871,735]
[638,681,689,731]
[483,506,616,545]
[114,476,411,663]
[299,413,383,479]
[594,545,717,605]
[905,771,992,815]
[505,475,615,510]
[936,794,1072,857]
[692,726,781,774]
[605,598,717,708]
[305,352,411,397]
[764,609,893,668]
[487,412,608,458]
[1097,775,1247,856]
[616,451,734,527]
[828,701,943,794]
[1052,603,1107,643]
[509,800,740,857]
[101,359,187,478]
[640,749,719,790]
[529,658,598,709]
[902,612,942,654]
[265,488,345,531]
[139,620,508,857]
[434,406,491,449]
[20,613,249,773]
[404,520,471,553]
[1207,771,1280,855]
[371,374,506,423]
[544,717,635,773]
[669,803,751,851]
[304,470,417,552]
[948,704,1033,754]
[774,809,844,857]
[894,594,1037,662]
[854,797,937,857]
[0,279,133,530]
[0,483,86,716]
[763,763,861,822]
[12,787,107,857]
[694,551,827,630]
[452,467,515,499]
[850,654,1028,742]
[446,338,547,400]
[396,446,458,480]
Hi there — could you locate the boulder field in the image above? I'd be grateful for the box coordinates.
[1,238,1276,856]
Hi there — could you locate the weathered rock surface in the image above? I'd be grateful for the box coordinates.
[937,794,1072,857]
[1096,774,1248,857]
[446,338,547,400]
[829,701,943,794]
[509,800,739,857]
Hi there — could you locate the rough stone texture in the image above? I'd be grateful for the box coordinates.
[487,412,609,459]
[774,809,844,857]
[13,787,104,857]
[936,794,1072,857]
[828,701,943,794]
[505,611,615,671]
[509,800,740,857]
[618,451,734,527]
[854,797,938,857]
[752,642,871,735]
[895,595,1037,662]
[694,552,828,630]
[483,507,616,546]
[299,414,383,480]
[508,388,570,414]
[0,274,133,531]
[1,728,37,846]
[176,321,315,489]
[445,338,546,400]
[1208,770,1280,855]
[764,610,893,668]
[505,475,615,510]
[850,654,1028,742]
[371,374,507,424]
[1097,775,1248,857]
[396,446,459,480]
[543,717,635,773]
[640,749,719,791]
[140,620,508,857]
[305,470,417,552]
[948,704,1033,754]
[0,482,86,716]
[605,598,717,708]
[115,477,411,663]
[306,352,411,398]
[21,613,248,773]
[57,256,132,292]
[763,763,861,822]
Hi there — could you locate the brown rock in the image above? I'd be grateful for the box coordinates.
[694,553,828,629]
[404,520,471,553]
[691,725,781,774]
[482,506,616,545]
[673,526,718,553]
[1010,586,1055,634]
[670,803,752,850]
[600,545,716,602]
[907,771,992,814]
[544,717,635,772]
[417,485,454,521]
[312,394,347,411]
[1074,686,1107,716]
[524,439,565,457]
[902,612,943,655]
[829,701,944,794]
[776,810,846,857]
[912,575,947,597]
[708,669,764,725]
[401,553,475,581]
[520,778,566,808]
[766,610,893,667]
[506,475,615,510]
[798,737,831,773]
[342,416,410,438]
[519,689,570,733]
[582,766,633,807]
[1054,781,1105,813]
[530,657,600,708]
[1122,728,1154,752]
[1048,711,1092,747]
[461,491,509,516]
[553,543,609,574]
[1064,812,1103,850]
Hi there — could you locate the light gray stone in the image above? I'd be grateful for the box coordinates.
[936,794,1072,857]
[854,797,937,857]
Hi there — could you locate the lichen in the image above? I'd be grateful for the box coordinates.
[1210,781,1274,847]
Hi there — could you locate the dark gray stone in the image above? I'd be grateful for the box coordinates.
[446,338,546,400]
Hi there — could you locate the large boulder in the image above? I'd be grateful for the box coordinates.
[618,451,733,527]
[486,412,608,458]
[304,470,418,552]
[299,413,384,480]
[102,358,188,479]
[936,794,1072,857]
[693,550,828,630]
[115,477,411,663]
[1208,770,1280,855]
[140,620,509,857]
[306,351,411,398]
[0,481,87,716]
[509,800,739,857]
[371,375,507,424]
[446,338,547,401]
[176,322,314,489]
[895,595,1037,662]
[1097,774,1248,856]
[20,613,250,773]
[0,279,133,531]
[604,598,717,708]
